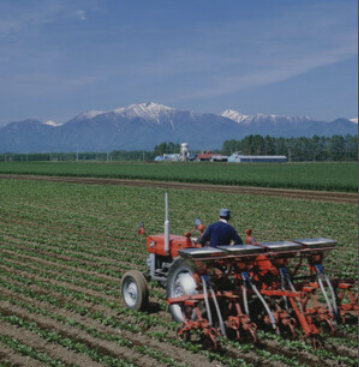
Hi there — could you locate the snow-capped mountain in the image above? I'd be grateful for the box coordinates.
[350,118,358,124]
[0,103,357,153]
[71,103,175,124]
[73,110,106,121]
[221,109,313,125]
[43,120,62,127]
[221,109,251,124]
[113,102,176,123]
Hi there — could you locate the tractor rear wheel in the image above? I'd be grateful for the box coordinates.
[121,270,149,311]
[166,258,197,322]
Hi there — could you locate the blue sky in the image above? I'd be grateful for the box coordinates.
[0,0,357,125]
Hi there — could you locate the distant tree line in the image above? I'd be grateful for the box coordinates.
[153,142,181,156]
[222,135,358,162]
[0,142,183,162]
[0,136,357,162]
[0,151,157,162]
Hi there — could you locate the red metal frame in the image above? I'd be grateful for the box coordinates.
[138,221,358,349]
[166,236,357,349]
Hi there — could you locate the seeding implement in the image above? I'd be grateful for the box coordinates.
[121,194,358,349]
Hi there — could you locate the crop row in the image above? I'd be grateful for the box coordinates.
[0,302,187,367]
[1,219,357,284]
[4,229,354,366]
[0,268,173,330]
[0,276,256,367]
[0,251,165,303]
[0,178,357,367]
[0,230,358,366]
[1,181,358,273]
[1,180,357,245]
[0,219,146,258]
[0,161,358,192]
[1,264,353,367]
[3,270,354,367]
[0,333,73,367]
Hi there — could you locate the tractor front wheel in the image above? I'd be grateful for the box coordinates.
[121,270,149,311]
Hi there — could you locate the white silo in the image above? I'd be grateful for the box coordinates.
[180,143,189,161]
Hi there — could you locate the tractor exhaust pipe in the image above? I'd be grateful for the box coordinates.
[164,192,170,255]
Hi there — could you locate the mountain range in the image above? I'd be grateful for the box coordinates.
[0,102,357,153]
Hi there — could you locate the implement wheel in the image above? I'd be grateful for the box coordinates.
[121,270,149,311]
[167,258,197,322]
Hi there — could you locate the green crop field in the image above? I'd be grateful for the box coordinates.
[0,161,358,192]
[0,178,357,367]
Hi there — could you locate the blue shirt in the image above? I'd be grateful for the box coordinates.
[198,220,243,248]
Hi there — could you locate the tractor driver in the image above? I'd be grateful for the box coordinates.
[196,209,243,248]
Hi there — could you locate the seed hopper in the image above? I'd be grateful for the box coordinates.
[121,194,357,349]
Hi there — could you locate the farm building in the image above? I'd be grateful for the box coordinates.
[154,156,167,162]
[196,151,227,162]
[154,154,181,162]
[228,152,287,163]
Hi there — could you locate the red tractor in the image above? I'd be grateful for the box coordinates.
[121,193,204,321]
[121,194,357,349]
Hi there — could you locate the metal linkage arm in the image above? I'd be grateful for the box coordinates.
[241,271,277,331]
[202,275,227,337]
[315,264,339,324]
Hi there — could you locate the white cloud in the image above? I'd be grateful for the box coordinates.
[72,10,87,21]
[0,1,95,36]
[127,1,358,102]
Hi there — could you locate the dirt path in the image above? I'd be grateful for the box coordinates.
[0,174,357,203]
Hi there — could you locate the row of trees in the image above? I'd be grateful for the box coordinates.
[153,142,181,156]
[222,135,358,162]
[0,142,183,162]
[0,135,357,162]
[0,151,157,162]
